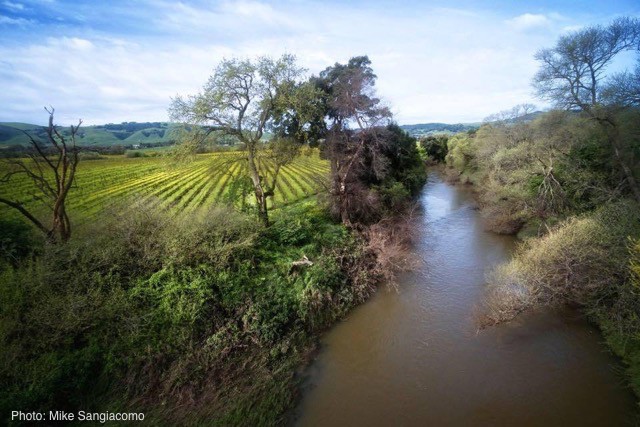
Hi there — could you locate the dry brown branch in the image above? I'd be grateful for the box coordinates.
[0,107,81,242]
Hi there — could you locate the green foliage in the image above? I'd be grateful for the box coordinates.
[591,239,640,399]
[339,123,426,223]
[382,124,428,197]
[0,218,38,266]
[0,253,132,412]
[444,110,639,234]
[445,132,476,178]
[0,199,373,425]
[124,150,146,158]
[419,134,449,162]
[632,240,640,287]
[378,180,411,210]
[78,151,105,160]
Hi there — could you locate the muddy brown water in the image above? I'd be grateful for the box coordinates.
[294,172,637,426]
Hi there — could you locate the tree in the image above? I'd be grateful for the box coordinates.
[314,56,392,225]
[533,17,640,202]
[601,60,640,108]
[420,134,449,163]
[0,108,81,242]
[169,55,309,226]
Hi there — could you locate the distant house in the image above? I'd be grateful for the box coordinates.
[132,144,141,149]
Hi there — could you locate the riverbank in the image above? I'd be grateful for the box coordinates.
[294,172,636,425]
[441,118,640,406]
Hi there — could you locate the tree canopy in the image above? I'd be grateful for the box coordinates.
[533,17,640,112]
[169,54,314,226]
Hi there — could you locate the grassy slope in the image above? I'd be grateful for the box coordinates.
[0,123,42,147]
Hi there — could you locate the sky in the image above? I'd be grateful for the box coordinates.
[1,0,639,126]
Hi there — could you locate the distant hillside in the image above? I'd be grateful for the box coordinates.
[400,122,480,137]
[0,121,180,148]
[400,112,546,137]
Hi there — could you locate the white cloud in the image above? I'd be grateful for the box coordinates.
[0,14,31,25]
[45,37,94,50]
[222,0,286,24]
[506,13,551,31]
[0,36,237,124]
[561,24,584,33]
[0,2,597,125]
[2,1,24,11]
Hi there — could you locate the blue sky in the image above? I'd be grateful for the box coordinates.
[1,0,639,125]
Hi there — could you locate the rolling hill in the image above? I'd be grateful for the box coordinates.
[399,122,480,137]
[0,121,179,148]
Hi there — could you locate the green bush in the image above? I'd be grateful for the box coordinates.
[78,151,105,160]
[420,135,448,162]
[125,150,146,158]
[0,218,39,267]
[379,180,411,210]
[594,240,640,398]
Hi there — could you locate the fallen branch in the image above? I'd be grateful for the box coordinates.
[290,255,313,273]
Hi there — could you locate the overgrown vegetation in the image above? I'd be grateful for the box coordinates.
[482,201,640,325]
[444,109,627,235]
[438,18,640,403]
[0,202,381,425]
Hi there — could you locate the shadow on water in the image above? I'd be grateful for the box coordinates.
[293,172,637,426]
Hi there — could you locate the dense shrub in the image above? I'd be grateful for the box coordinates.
[482,200,640,325]
[419,134,449,162]
[78,151,105,160]
[125,150,146,158]
[0,218,39,267]
[326,123,427,225]
[445,132,476,182]
[381,124,428,197]
[444,111,631,235]
[0,200,375,424]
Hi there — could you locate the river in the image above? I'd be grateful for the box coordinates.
[294,172,637,426]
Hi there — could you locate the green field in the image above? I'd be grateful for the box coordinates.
[0,151,329,224]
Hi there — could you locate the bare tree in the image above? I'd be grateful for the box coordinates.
[483,103,537,125]
[533,17,640,202]
[601,60,640,108]
[0,108,81,242]
[533,17,640,111]
[169,55,306,226]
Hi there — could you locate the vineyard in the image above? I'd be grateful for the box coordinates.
[0,150,329,223]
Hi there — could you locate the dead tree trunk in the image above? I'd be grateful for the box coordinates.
[0,107,81,243]
[247,144,270,227]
